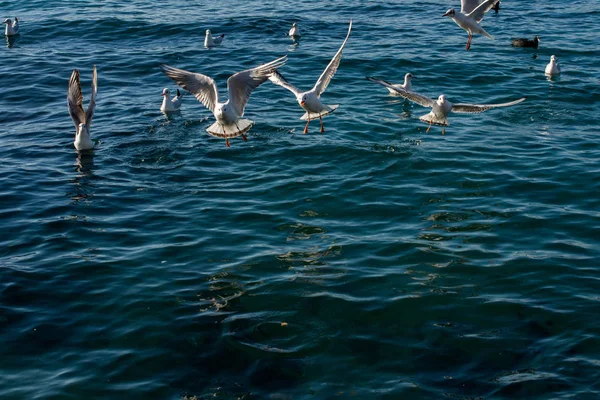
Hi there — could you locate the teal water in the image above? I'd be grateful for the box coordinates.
[2,0,600,399]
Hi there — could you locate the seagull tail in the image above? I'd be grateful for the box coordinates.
[419,113,449,127]
[300,105,339,121]
[206,119,254,138]
[481,28,494,40]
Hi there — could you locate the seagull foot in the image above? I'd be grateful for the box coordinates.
[226,139,230,147]
[242,134,247,142]
[442,129,446,135]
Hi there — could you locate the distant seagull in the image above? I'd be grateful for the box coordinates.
[443,0,499,50]
[367,77,526,135]
[385,73,416,96]
[268,20,352,134]
[68,66,98,151]
[545,55,560,76]
[161,56,287,147]
[3,17,19,36]
[289,22,301,38]
[204,29,224,48]
[492,1,500,13]
[160,88,183,113]
[512,36,540,48]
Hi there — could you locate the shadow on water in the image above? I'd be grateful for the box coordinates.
[5,35,18,48]
[69,151,96,203]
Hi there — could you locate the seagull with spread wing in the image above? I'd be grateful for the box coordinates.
[268,20,352,134]
[443,0,499,50]
[161,56,287,147]
[367,77,525,135]
[68,66,98,151]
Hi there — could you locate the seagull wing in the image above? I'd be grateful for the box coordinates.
[467,0,499,22]
[161,64,219,112]
[85,65,98,127]
[67,69,85,129]
[461,0,482,14]
[226,55,287,117]
[366,77,435,108]
[268,70,302,96]
[451,97,526,114]
[312,20,352,97]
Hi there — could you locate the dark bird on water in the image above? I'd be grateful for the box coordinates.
[512,36,541,48]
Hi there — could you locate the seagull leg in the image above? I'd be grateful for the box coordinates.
[466,33,472,50]
[320,115,324,133]
[222,124,230,147]
[242,134,247,142]
[303,115,310,134]
[426,120,432,133]
[442,128,446,135]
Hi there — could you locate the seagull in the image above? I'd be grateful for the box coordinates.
[366,77,526,135]
[512,36,540,48]
[68,66,98,151]
[268,20,352,134]
[289,22,301,38]
[545,55,560,76]
[443,0,499,50]
[384,73,416,96]
[204,29,225,48]
[3,17,19,36]
[161,56,287,147]
[160,88,183,113]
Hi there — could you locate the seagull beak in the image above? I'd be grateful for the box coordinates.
[300,101,305,106]
[442,11,451,17]
[162,93,166,96]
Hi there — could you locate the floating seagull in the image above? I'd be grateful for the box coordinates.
[545,55,560,76]
[204,29,225,48]
[385,73,415,96]
[367,77,525,135]
[68,66,98,151]
[443,0,499,50]
[161,56,287,147]
[289,22,301,38]
[3,17,19,36]
[512,35,540,48]
[268,20,352,134]
[160,88,183,113]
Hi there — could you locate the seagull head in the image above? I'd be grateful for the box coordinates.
[77,123,87,134]
[438,94,447,103]
[299,94,308,106]
[550,55,557,62]
[292,23,297,27]
[442,8,455,18]
[206,29,211,35]
[162,88,170,97]
[3,18,11,24]
[405,73,415,80]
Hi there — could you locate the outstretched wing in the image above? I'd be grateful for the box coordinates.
[85,65,97,127]
[268,70,302,96]
[67,69,85,129]
[227,55,287,117]
[312,20,352,97]
[461,0,482,14]
[467,0,499,22]
[452,97,526,113]
[161,64,219,112]
[366,76,435,108]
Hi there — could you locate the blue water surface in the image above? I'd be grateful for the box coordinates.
[1,0,600,399]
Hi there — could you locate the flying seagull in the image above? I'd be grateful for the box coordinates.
[443,0,499,50]
[367,76,525,135]
[161,56,287,147]
[268,20,352,134]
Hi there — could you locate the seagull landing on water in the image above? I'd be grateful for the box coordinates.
[545,55,560,76]
[3,17,19,36]
[204,29,224,48]
[367,77,525,135]
[160,88,183,113]
[385,73,416,96]
[289,22,300,38]
[68,66,98,151]
[268,20,352,134]
[443,0,499,50]
[161,56,287,147]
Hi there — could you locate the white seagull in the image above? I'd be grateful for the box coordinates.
[289,22,300,38]
[204,29,225,48]
[385,73,416,96]
[545,55,560,76]
[68,66,98,151]
[3,17,19,36]
[161,56,287,147]
[367,77,526,135]
[160,88,183,113]
[442,0,499,50]
[268,20,352,134]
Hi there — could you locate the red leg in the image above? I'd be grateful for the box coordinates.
[320,115,324,133]
[225,139,230,147]
[466,33,472,50]
[426,120,432,133]
[303,115,310,134]
[242,134,247,142]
